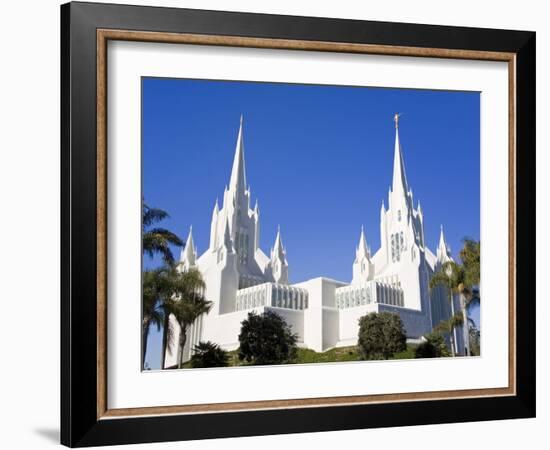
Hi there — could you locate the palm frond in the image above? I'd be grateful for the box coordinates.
[143,204,170,227]
[143,229,183,264]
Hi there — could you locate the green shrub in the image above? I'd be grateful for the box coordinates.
[190,341,229,368]
[415,333,450,358]
[357,312,407,360]
[238,310,297,365]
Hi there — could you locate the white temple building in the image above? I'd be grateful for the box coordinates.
[164,115,465,367]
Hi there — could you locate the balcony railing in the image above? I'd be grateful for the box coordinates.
[235,282,309,311]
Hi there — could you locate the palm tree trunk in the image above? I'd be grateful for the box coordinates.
[449,328,456,357]
[142,325,149,370]
[177,324,187,369]
[160,314,169,369]
[460,293,470,356]
[449,292,458,355]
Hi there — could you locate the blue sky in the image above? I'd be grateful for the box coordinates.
[142,77,480,368]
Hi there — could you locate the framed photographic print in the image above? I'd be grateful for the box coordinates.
[60,1,536,447]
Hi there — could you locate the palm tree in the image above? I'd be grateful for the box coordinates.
[142,203,183,265]
[457,238,481,355]
[166,268,213,369]
[142,202,183,368]
[142,268,167,368]
[430,238,481,356]
[429,260,464,356]
[433,312,464,357]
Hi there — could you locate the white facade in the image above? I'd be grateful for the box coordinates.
[164,115,465,367]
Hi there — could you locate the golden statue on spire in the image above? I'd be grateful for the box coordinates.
[394,113,402,129]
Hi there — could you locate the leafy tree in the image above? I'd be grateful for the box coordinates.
[167,268,213,369]
[142,202,183,265]
[357,312,407,360]
[415,333,451,358]
[468,321,481,356]
[238,311,298,365]
[459,238,480,288]
[190,341,229,368]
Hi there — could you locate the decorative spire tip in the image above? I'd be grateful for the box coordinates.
[394,113,402,129]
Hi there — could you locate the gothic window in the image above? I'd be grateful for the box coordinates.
[398,210,401,221]
[236,230,249,265]
[400,231,405,252]
[391,233,401,262]
[361,262,365,272]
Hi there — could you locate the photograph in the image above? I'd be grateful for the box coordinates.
[141,78,481,371]
[55,1,536,446]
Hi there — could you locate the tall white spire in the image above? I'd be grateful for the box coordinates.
[392,113,409,196]
[228,114,247,196]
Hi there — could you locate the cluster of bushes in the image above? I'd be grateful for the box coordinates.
[190,309,459,368]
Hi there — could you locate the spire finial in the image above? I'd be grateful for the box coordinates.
[240,113,243,125]
[394,112,401,129]
[391,113,409,196]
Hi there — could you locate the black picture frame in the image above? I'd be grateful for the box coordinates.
[61,1,535,447]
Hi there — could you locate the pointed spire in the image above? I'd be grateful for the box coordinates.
[181,226,196,266]
[212,198,219,217]
[272,225,285,261]
[355,225,371,261]
[223,217,233,251]
[392,113,409,195]
[228,115,247,195]
[254,199,259,214]
[437,224,451,261]
[357,225,368,254]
